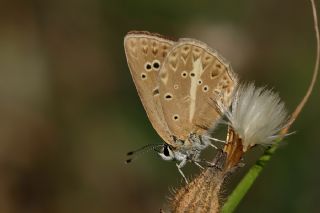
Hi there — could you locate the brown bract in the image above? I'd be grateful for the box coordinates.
[167,151,228,213]
[166,127,245,213]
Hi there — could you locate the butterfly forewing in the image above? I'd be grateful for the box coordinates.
[158,39,237,141]
[124,32,176,143]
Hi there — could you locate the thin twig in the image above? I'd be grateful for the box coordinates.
[221,0,319,212]
[282,0,320,134]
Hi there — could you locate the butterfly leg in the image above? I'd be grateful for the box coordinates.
[194,161,204,169]
[191,151,204,169]
[201,135,226,149]
[203,135,226,144]
[209,143,218,149]
[176,160,188,184]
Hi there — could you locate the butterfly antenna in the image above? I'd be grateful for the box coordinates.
[125,144,163,164]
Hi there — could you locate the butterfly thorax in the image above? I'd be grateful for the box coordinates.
[162,133,210,163]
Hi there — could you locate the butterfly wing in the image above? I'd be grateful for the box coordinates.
[124,31,176,143]
[158,39,237,141]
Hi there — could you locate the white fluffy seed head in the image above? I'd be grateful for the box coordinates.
[218,82,289,151]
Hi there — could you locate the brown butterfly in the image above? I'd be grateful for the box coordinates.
[124,31,237,182]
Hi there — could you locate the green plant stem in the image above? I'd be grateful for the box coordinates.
[221,143,278,213]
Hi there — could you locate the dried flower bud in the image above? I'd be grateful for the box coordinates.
[218,82,288,151]
[166,151,227,213]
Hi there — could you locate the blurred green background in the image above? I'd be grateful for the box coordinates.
[0,0,319,212]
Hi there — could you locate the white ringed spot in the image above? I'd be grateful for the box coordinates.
[181,71,188,78]
[144,62,152,72]
[152,60,161,71]
[172,114,180,121]
[202,85,209,92]
[164,93,173,101]
[141,73,147,80]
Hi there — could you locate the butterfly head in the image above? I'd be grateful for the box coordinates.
[157,135,188,161]
[158,143,189,164]
[158,133,210,162]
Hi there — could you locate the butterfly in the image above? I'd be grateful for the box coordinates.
[124,31,237,182]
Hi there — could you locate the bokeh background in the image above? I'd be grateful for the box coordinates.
[0,0,319,212]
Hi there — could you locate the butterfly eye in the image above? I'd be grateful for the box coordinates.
[144,62,152,71]
[152,60,161,70]
[158,144,174,161]
[163,145,170,156]
[198,79,203,85]
[190,72,195,77]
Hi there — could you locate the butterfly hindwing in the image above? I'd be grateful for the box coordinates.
[158,39,237,141]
